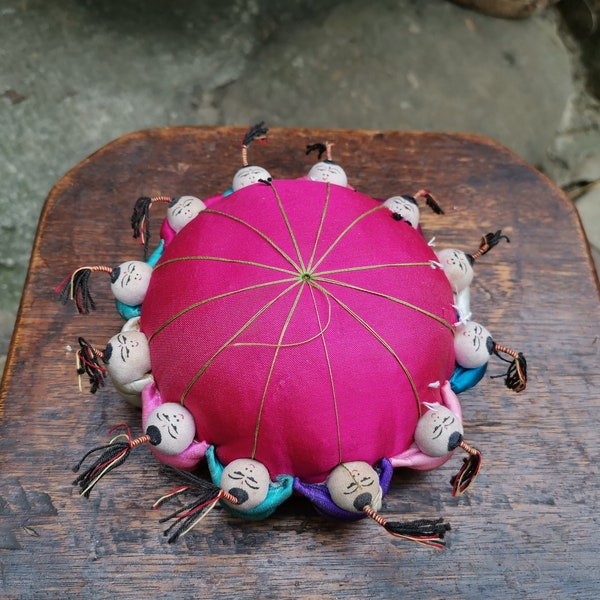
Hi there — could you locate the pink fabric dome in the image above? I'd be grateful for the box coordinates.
[140,179,456,483]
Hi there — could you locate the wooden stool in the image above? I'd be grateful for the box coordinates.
[1,127,599,598]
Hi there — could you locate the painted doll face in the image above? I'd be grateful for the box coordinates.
[220,458,271,510]
[454,321,494,369]
[232,165,272,191]
[435,248,474,293]
[167,196,206,233]
[383,195,420,228]
[145,403,196,455]
[110,260,153,306]
[104,330,151,386]
[307,161,348,187]
[326,461,382,513]
[414,404,464,457]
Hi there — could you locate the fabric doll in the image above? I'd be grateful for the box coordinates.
[305,141,349,187]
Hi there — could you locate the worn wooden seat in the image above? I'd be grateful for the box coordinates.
[1,127,599,598]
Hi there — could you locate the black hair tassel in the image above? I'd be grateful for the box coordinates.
[76,337,106,393]
[361,503,451,549]
[469,230,510,263]
[414,189,445,215]
[306,140,335,162]
[491,345,527,392]
[153,467,239,543]
[131,196,173,259]
[55,265,114,314]
[306,142,328,159]
[242,121,269,148]
[72,424,160,497]
[451,440,483,496]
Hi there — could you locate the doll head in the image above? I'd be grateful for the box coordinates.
[145,403,196,455]
[436,230,509,293]
[384,195,420,228]
[414,404,464,458]
[232,165,272,191]
[383,189,443,227]
[306,141,348,187]
[219,458,271,510]
[435,248,474,293]
[57,261,152,314]
[454,321,494,369]
[110,260,153,306]
[307,161,348,187]
[167,196,206,233]
[414,404,481,496]
[326,461,383,513]
[103,329,151,386]
[232,122,271,192]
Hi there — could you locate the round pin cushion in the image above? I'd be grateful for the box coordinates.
[139,179,456,484]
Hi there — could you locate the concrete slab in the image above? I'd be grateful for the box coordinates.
[218,0,573,172]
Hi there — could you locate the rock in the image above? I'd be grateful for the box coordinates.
[450,0,559,18]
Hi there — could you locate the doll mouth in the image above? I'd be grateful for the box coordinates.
[227,487,249,505]
[353,492,373,511]
[448,431,463,451]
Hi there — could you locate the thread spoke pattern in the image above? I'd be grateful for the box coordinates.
[143,181,454,470]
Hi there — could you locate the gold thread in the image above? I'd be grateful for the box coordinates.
[315,276,455,334]
[316,262,434,277]
[153,255,297,277]
[251,284,305,459]
[267,181,307,272]
[202,209,302,272]
[308,282,343,464]
[179,280,302,405]
[153,192,452,431]
[228,287,332,350]
[312,282,422,416]
[311,204,387,271]
[306,182,332,271]
[148,277,298,342]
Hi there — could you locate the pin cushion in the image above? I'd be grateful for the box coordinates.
[62,126,527,547]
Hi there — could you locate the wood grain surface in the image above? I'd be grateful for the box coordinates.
[1,126,599,599]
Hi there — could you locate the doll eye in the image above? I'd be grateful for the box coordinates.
[245,476,261,490]
[344,482,359,494]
